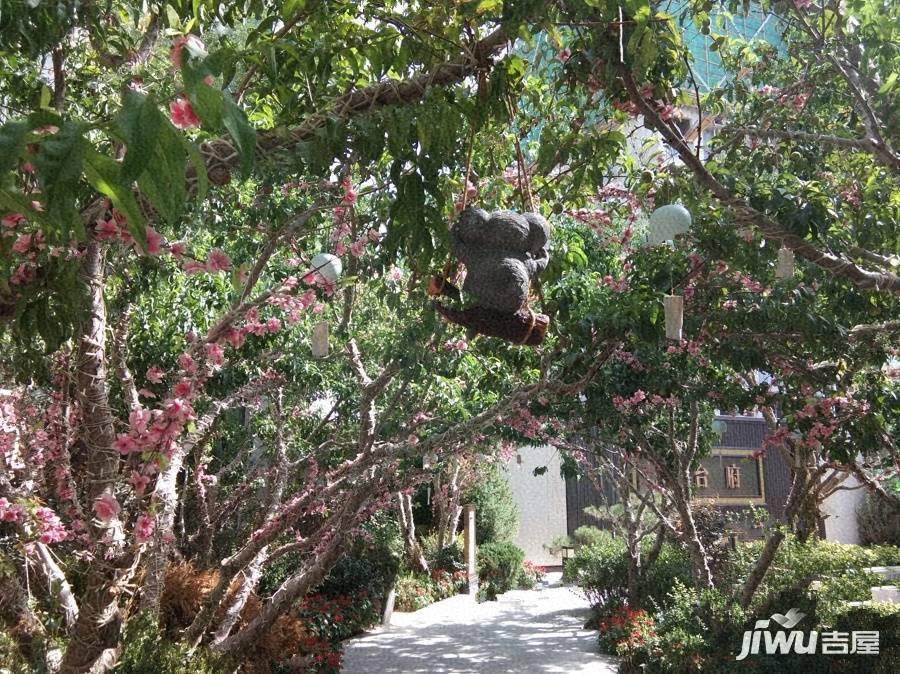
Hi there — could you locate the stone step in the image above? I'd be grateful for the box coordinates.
[870,585,899,604]
[862,566,900,581]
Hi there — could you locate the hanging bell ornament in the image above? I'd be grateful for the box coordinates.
[648,204,692,245]
[712,419,728,438]
[311,320,329,358]
[423,450,438,470]
[310,253,342,284]
[664,294,684,341]
[775,246,795,280]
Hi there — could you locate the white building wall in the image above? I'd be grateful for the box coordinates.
[503,445,568,567]
[821,474,865,544]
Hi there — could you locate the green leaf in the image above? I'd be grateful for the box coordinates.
[0,121,28,175]
[182,137,208,203]
[34,122,88,241]
[137,123,187,223]
[83,150,147,250]
[118,91,164,182]
[879,72,897,94]
[189,83,224,128]
[222,97,256,178]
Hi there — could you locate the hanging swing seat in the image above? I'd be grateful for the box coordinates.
[433,302,549,346]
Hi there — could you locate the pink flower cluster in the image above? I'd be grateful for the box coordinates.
[0,497,24,523]
[92,493,120,522]
[599,274,629,292]
[444,338,468,351]
[612,389,647,412]
[758,85,810,111]
[611,350,646,371]
[95,211,166,256]
[184,248,231,275]
[34,506,67,544]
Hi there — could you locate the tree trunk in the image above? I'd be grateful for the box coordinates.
[397,491,429,573]
[0,561,57,671]
[740,530,785,608]
[674,499,714,589]
[60,239,127,674]
[626,528,641,606]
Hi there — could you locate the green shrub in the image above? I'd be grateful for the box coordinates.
[115,613,220,674]
[477,541,524,601]
[394,572,438,612]
[422,532,465,573]
[857,479,900,546]
[465,464,518,545]
[565,530,692,609]
[724,536,900,616]
[517,560,546,589]
[610,581,747,674]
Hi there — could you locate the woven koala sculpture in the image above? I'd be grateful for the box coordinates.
[432,207,552,346]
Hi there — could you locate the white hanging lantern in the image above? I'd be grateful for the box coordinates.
[711,419,728,438]
[775,246,795,280]
[648,204,692,245]
[663,294,683,341]
[311,320,329,358]
[310,253,342,284]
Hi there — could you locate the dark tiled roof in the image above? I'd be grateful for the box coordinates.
[714,415,767,449]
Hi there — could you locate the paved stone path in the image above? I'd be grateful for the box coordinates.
[341,576,618,673]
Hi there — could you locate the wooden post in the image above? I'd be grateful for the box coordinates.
[463,503,478,595]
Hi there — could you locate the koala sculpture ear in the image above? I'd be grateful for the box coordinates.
[454,207,490,240]
[524,213,550,254]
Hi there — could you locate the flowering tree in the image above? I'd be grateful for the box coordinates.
[0,0,898,671]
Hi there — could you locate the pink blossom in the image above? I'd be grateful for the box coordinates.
[128,471,151,496]
[143,227,164,255]
[387,267,403,282]
[113,434,138,455]
[92,494,120,522]
[793,0,812,8]
[170,96,200,129]
[169,242,185,257]
[350,239,366,257]
[266,317,281,333]
[407,434,420,445]
[223,327,246,349]
[170,34,206,69]
[138,388,157,399]
[312,303,325,314]
[35,507,67,544]
[206,248,231,272]
[0,497,24,522]
[95,219,120,241]
[367,228,380,243]
[135,513,155,543]
[656,102,676,121]
[129,408,151,434]
[2,213,25,228]
[558,48,572,63]
[178,353,197,374]
[173,379,192,398]
[164,398,195,423]
[12,233,33,254]
[341,177,357,205]
[205,342,225,365]
[334,241,347,256]
[146,366,165,384]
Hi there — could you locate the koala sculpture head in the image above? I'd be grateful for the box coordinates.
[449,207,551,314]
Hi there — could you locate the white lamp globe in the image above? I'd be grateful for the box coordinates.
[310,253,342,283]
[648,204,692,245]
[712,419,728,437]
